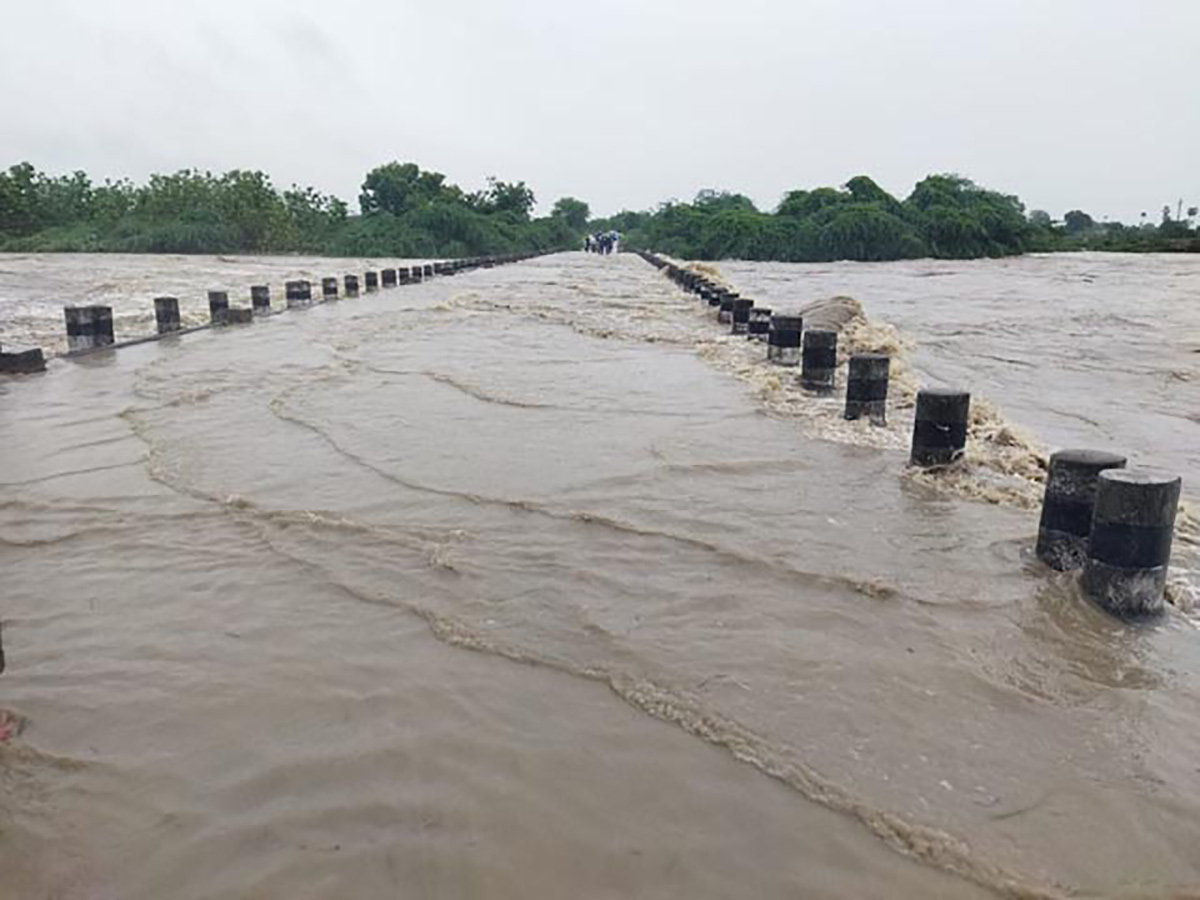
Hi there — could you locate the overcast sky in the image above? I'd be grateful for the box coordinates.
[1,0,1196,221]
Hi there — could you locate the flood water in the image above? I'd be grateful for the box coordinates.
[2,250,1199,899]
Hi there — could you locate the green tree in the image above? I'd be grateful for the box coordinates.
[216,170,288,251]
[1063,209,1095,235]
[551,196,590,231]
[903,175,1028,257]
[776,186,847,218]
[0,162,42,236]
[693,189,758,214]
[359,162,455,216]
[818,204,926,261]
[843,175,902,214]
[480,178,536,219]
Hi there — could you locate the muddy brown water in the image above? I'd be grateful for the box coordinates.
[1,251,1199,899]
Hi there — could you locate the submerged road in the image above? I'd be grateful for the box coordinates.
[2,251,1199,899]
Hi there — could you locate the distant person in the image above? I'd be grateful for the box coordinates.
[584,234,593,253]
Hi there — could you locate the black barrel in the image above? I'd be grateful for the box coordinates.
[251,285,271,315]
[843,354,889,424]
[94,306,115,347]
[1082,468,1181,617]
[0,346,45,373]
[154,297,181,334]
[411,266,423,281]
[1036,449,1127,571]
[731,298,754,335]
[910,389,970,466]
[718,292,739,324]
[344,275,360,298]
[208,290,230,325]
[800,330,837,391]
[748,307,772,340]
[322,277,339,300]
[285,280,312,309]
[365,271,379,292]
[423,264,434,278]
[768,315,802,365]
[381,268,398,288]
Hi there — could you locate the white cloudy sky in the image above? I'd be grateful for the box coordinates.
[0,0,1196,220]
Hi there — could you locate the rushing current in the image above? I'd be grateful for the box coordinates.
[1,250,1199,900]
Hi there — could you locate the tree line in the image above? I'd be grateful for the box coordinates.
[593,175,1200,261]
[1039,204,1200,253]
[1,161,1194,259]
[0,161,588,257]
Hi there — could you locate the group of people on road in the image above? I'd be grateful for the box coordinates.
[584,231,619,255]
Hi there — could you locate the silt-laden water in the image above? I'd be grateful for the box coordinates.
[1,251,1199,899]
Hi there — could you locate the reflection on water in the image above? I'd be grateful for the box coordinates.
[2,251,1200,899]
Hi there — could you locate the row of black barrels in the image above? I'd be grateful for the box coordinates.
[55,254,536,356]
[635,250,965,464]
[635,250,1183,620]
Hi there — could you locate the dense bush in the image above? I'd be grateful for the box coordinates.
[593,174,1198,260]
[0,161,582,257]
[594,175,1038,261]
